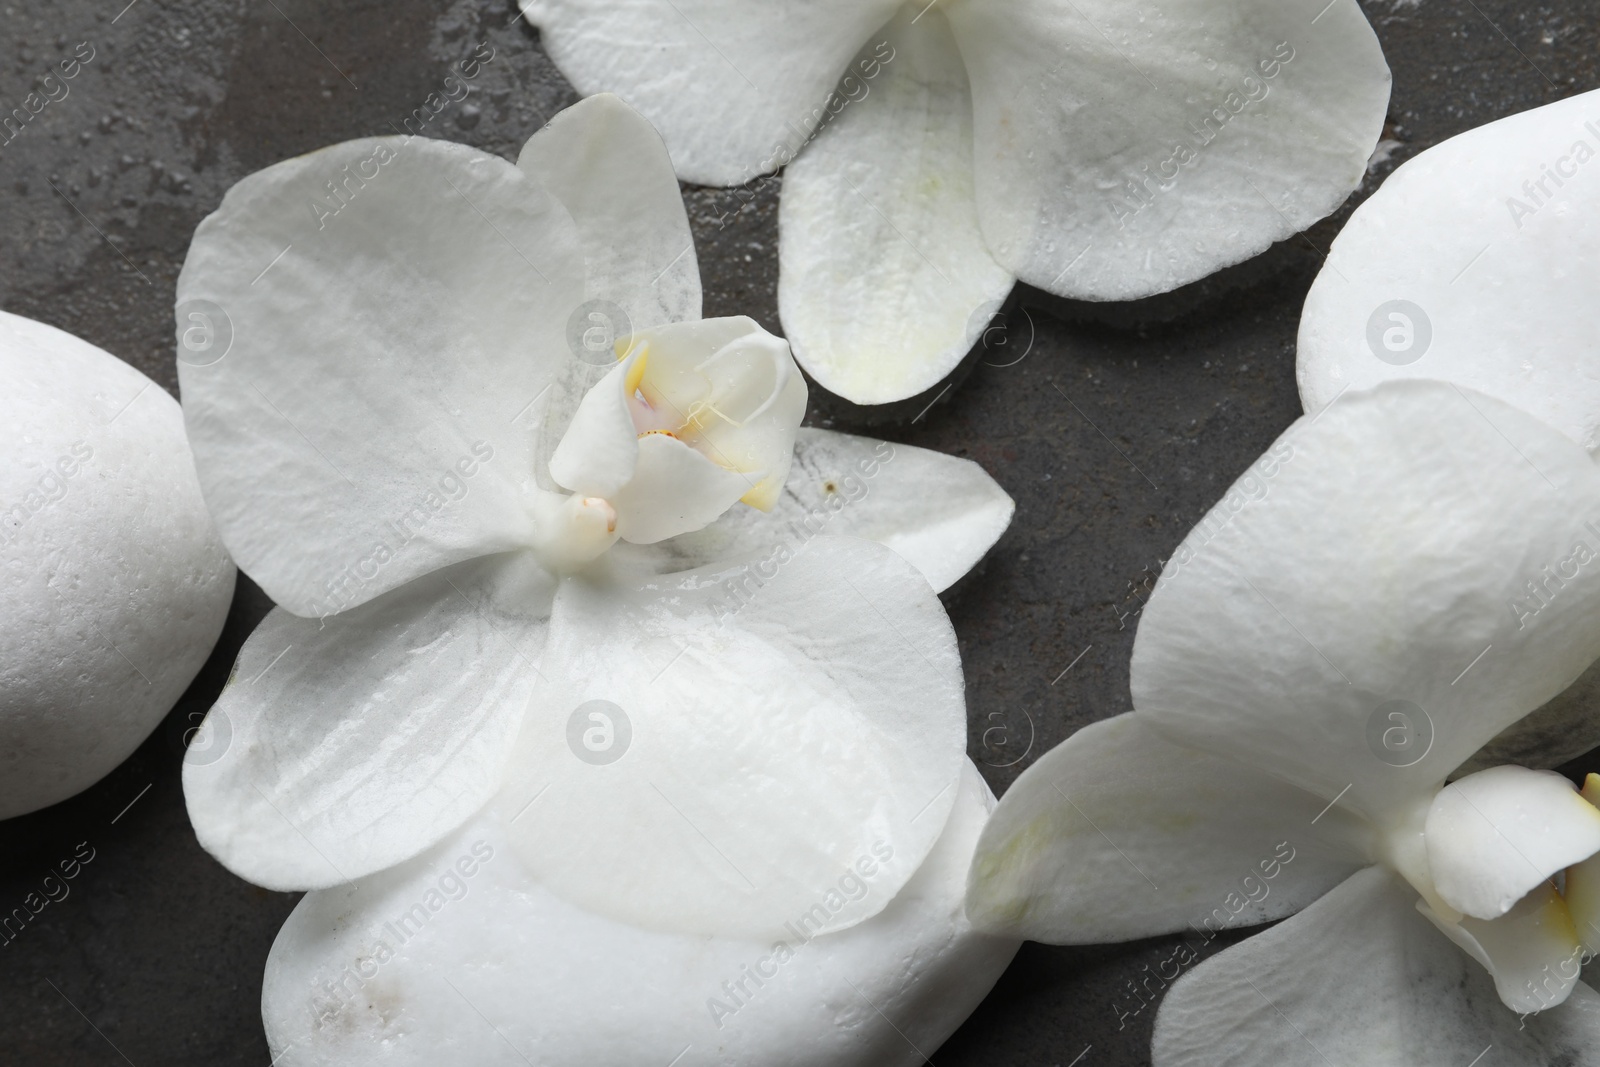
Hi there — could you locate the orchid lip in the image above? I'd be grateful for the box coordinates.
[540,316,805,561]
[618,339,764,469]
[1368,763,1600,1012]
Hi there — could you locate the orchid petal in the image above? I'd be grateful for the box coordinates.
[1457,658,1600,776]
[622,428,1014,593]
[664,323,806,511]
[943,0,1389,300]
[966,713,1371,944]
[1,311,235,818]
[547,350,642,498]
[499,535,966,938]
[261,762,1017,1066]
[1152,867,1600,1067]
[610,432,755,543]
[1299,89,1600,451]
[1132,381,1600,823]
[1422,883,1585,1013]
[1424,766,1600,921]
[177,136,584,616]
[183,553,555,891]
[623,316,808,517]
[521,0,903,186]
[626,312,761,372]
[517,92,701,330]
[778,8,1013,405]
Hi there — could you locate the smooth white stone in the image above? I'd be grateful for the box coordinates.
[263,761,1019,1066]
[0,311,234,818]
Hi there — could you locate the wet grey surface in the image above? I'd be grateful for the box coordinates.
[1,1,1597,1064]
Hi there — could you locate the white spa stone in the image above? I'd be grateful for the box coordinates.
[0,310,235,818]
[263,761,1018,1067]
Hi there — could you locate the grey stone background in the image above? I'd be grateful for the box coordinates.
[0,0,1595,1063]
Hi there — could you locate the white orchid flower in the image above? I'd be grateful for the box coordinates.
[966,91,1600,1064]
[521,0,1392,404]
[967,380,1600,1063]
[174,94,1017,1063]
[0,310,234,819]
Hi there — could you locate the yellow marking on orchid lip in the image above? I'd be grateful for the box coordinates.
[637,429,679,440]
[740,476,779,512]
[1572,772,1600,955]
[624,348,650,396]
[614,335,646,360]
